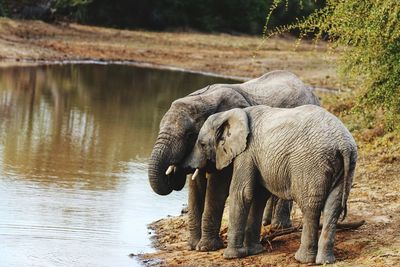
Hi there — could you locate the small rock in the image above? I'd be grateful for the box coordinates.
[181,206,188,214]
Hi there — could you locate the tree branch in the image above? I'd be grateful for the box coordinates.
[261,220,365,244]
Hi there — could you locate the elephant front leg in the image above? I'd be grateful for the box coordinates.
[195,170,231,251]
[188,172,207,250]
[224,159,256,259]
[244,185,269,256]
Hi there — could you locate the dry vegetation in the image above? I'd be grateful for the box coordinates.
[0,17,398,266]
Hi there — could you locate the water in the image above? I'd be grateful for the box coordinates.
[0,64,235,267]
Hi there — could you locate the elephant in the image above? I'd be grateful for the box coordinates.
[186,105,357,264]
[148,70,320,251]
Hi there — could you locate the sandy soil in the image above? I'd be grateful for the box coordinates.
[0,17,398,267]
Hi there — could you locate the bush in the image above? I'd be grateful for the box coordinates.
[52,0,324,34]
[53,0,92,21]
[269,0,400,131]
[2,1,324,34]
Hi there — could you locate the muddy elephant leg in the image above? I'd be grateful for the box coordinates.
[188,172,207,250]
[262,196,292,228]
[244,185,269,256]
[196,167,232,251]
[316,184,343,264]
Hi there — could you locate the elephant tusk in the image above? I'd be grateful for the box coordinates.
[165,165,175,175]
[191,169,200,180]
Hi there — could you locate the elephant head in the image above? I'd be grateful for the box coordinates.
[186,108,250,174]
[148,88,252,195]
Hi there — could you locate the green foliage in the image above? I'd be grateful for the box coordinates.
[53,0,93,21]
[0,0,9,16]
[54,0,92,7]
[2,0,323,34]
[51,0,323,34]
[321,1,400,130]
[268,0,400,131]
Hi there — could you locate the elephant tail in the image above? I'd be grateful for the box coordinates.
[340,148,357,221]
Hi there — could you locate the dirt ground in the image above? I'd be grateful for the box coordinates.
[0,17,399,267]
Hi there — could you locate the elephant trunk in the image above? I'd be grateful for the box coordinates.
[148,134,187,195]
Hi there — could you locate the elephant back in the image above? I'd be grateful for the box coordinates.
[239,70,320,108]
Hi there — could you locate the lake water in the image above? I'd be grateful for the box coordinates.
[0,64,235,267]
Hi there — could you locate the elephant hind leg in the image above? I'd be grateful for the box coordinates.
[262,197,273,226]
[316,183,343,264]
[271,198,293,229]
[262,196,293,229]
[295,208,321,263]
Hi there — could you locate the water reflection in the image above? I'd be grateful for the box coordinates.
[0,64,235,267]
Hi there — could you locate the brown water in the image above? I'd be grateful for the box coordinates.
[0,64,235,267]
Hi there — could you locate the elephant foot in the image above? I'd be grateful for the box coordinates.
[246,243,265,256]
[316,251,336,264]
[294,248,317,263]
[187,237,200,251]
[223,247,248,259]
[195,237,224,251]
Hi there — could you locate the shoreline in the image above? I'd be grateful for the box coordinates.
[0,58,250,82]
[0,59,345,93]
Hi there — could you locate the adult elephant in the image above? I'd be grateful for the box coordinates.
[148,70,320,251]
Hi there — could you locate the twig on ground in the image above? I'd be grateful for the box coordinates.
[261,220,365,244]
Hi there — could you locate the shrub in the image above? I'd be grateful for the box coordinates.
[52,0,323,34]
[268,0,400,131]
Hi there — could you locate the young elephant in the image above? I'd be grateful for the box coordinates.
[187,105,357,264]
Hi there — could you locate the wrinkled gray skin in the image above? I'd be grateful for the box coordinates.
[187,106,357,264]
[148,70,320,252]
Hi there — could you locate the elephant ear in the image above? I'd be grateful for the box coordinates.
[214,108,249,170]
